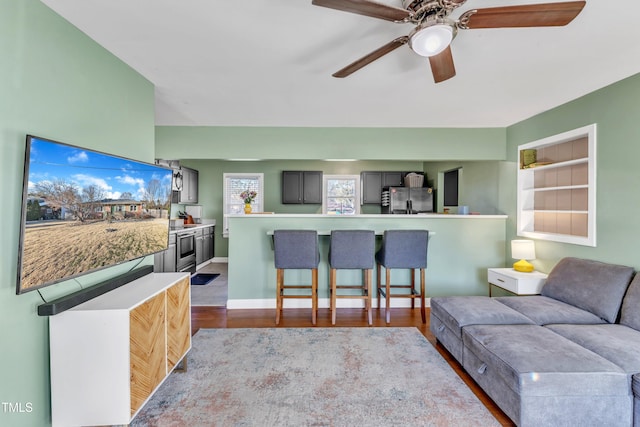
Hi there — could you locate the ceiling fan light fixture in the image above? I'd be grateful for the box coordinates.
[409,22,455,57]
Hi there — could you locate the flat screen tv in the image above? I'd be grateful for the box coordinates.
[16,135,173,294]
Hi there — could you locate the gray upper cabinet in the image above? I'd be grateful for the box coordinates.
[361,171,405,204]
[282,171,322,204]
[178,167,199,204]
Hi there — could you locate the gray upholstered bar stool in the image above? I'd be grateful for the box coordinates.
[376,229,430,324]
[328,230,376,325]
[273,230,320,325]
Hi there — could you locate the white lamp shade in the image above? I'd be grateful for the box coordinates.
[511,240,536,260]
[409,24,453,57]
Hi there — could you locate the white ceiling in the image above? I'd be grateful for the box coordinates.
[42,0,640,128]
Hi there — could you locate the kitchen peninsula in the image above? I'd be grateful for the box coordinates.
[227,214,507,309]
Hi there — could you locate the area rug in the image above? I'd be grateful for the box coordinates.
[190,273,220,285]
[131,328,499,426]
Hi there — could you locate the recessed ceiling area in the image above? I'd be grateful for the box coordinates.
[41,0,640,128]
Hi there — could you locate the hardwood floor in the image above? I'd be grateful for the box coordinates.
[191,306,515,426]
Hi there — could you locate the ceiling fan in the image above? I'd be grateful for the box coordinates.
[312,0,586,83]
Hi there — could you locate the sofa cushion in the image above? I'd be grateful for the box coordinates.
[621,273,640,331]
[546,323,640,374]
[462,324,631,426]
[634,374,640,397]
[430,296,535,338]
[430,296,535,363]
[541,257,634,323]
[495,295,607,325]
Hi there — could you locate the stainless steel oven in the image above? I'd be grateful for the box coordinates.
[176,231,196,274]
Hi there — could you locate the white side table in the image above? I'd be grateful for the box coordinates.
[487,268,548,296]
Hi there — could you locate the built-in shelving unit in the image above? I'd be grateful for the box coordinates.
[517,124,597,246]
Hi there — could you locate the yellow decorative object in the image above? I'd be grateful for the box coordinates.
[244,203,252,214]
[513,259,534,272]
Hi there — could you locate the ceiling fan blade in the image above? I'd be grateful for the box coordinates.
[312,0,411,22]
[428,46,456,83]
[461,1,586,29]
[333,36,408,78]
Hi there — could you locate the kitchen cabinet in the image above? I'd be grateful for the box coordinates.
[195,225,215,266]
[517,124,596,246]
[204,225,214,260]
[176,167,199,204]
[154,233,177,272]
[49,273,191,426]
[361,171,406,204]
[195,228,205,266]
[282,171,322,204]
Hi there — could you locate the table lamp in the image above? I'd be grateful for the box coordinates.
[511,240,536,272]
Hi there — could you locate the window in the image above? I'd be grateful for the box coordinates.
[223,173,264,236]
[323,175,360,215]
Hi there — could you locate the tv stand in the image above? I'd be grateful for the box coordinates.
[49,272,191,426]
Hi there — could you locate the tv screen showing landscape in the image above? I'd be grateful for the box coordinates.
[16,135,173,294]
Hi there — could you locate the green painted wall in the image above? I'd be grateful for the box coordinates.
[227,215,507,302]
[156,126,507,161]
[423,161,503,214]
[504,72,640,272]
[1,1,155,425]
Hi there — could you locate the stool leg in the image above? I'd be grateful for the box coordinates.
[330,268,337,325]
[410,268,415,309]
[276,268,283,325]
[385,268,391,324]
[365,269,372,326]
[419,268,426,323]
[376,263,382,310]
[312,268,318,326]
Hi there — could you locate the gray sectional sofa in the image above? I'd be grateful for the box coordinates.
[430,257,640,426]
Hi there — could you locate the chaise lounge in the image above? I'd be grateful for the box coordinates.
[431,257,640,426]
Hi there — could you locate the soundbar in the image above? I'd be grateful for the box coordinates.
[38,265,154,316]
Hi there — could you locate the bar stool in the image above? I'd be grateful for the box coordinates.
[328,230,376,325]
[273,230,320,325]
[376,229,429,324]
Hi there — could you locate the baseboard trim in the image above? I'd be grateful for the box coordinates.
[227,297,432,310]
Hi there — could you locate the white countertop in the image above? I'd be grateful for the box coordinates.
[227,213,507,219]
[170,220,216,233]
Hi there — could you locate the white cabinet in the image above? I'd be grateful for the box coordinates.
[49,273,191,426]
[488,268,548,296]
[517,124,596,246]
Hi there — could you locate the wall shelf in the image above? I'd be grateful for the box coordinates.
[517,124,597,246]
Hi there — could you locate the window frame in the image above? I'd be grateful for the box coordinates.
[223,173,264,237]
[322,174,361,215]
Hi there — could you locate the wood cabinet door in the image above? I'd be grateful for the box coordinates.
[167,277,191,371]
[130,291,166,416]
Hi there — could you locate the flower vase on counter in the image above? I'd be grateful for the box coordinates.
[240,189,257,215]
